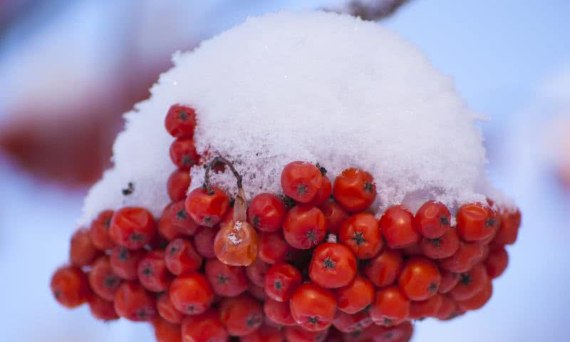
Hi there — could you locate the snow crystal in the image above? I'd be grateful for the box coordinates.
[80,11,501,224]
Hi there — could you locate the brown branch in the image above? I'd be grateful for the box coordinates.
[330,0,413,21]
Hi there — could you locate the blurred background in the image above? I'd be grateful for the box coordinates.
[1,0,569,341]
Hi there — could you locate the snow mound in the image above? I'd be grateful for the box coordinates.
[80,11,499,224]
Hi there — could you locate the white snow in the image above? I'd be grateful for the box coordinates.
[80,11,501,224]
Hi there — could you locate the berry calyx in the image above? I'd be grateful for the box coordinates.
[339,212,383,259]
[169,138,200,170]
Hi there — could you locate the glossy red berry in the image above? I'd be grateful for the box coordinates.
[109,207,156,250]
[379,205,420,249]
[309,242,357,289]
[138,250,171,292]
[114,282,156,321]
[449,264,488,301]
[369,286,410,324]
[283,205,326,249]
[258,232,291,264]
[165,104,197,138]
[332,168,376,212]
[364,249,404,288]
[169,138,200,170]
[181,310,228,342]
[219,294,264,336]
[153,318,182,342]
[492,208,521,245]
[265,263,302,302]
[457,280,493,311]
[319,200,349,235]
[420,228,460,259]
[158,201,199,240]
[434,295,457,320]
[339,212,382,259]
[69,228,98,266]
[281,161,323,203]
[89,256,122,301]
[409,294,443,319]
[247,193,286,232]
[335,275,374,314]
[485,246,509,278]
[164,238,203,276]
[456,203,498,242]
[169,273,214,315]
[157,292,183,324]
[185,186,229,227]
[438,270,460,294]
[289,283,337,332]
[166,170,191,202]
[439,241,485,273]
[414,201,451,239]
[264,298,296,326]
[51,265,90,308]
[332,310,373,333]
[88,295,119,321]
[89,210,115,250]
[205,258,248,297]
[109,246,144,280]
[399,257,441,301]
[308,175,332,206]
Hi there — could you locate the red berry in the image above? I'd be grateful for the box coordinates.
[369,286,410,324]
[241,324,283,342]
[169,138,200,170]
[492,208,521,245]
[114,282,156,321]
[164,238,203,276]
[438,270,460,294]
[420,228,460,259]
[110,207,156,250]
[157,292,183,324]
[281,161,323,203]
[181,310,228,342]
[439,241,485,273]
[398,257,441,301]
[109,246,145,280]
[434,295,457,320]
[169,273,214,315]
[264,298,296,326]
[89,256,122,301]
[284,326,329,342]
[319,200,349,235]
[339,212,383,259]
[248,193,286,232]
[414,201,451,239]
[289,283,337,332]
[167,170,191,202]
[89,210,115,250]
[193,226,217,258]
[69,228,98,266]
[332,310,373,333]
[283,205,326,249]
[449,263,488,301]
[246,258,270,288]
[364,249,403,288]
[138,250,171,292]
[185,186,229,227]
[219,294,264,336]
[258,231,291,264]
[335,275,374,314]
[205,258,248,297]
[457,279,493,311]
[165,104,197,138]
[409,294,443,319]
[379,205,420,249]
[153,318,181,342]
[309,242,357,289]
[265,263,302,302]
[88,295,119,321]
[158,201,199,240]
[456,203,498,242]
[308,176,332,206]
[50,265,90,308]
[332,168,376,212]
[485,246,509,278]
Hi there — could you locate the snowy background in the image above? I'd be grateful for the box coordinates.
[1,0,569,341]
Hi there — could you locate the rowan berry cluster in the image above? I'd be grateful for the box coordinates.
[51,104,521,342]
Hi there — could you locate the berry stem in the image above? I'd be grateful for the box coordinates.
[204,156,246,222]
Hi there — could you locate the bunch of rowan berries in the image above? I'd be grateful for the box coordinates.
[51,104,521,342]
